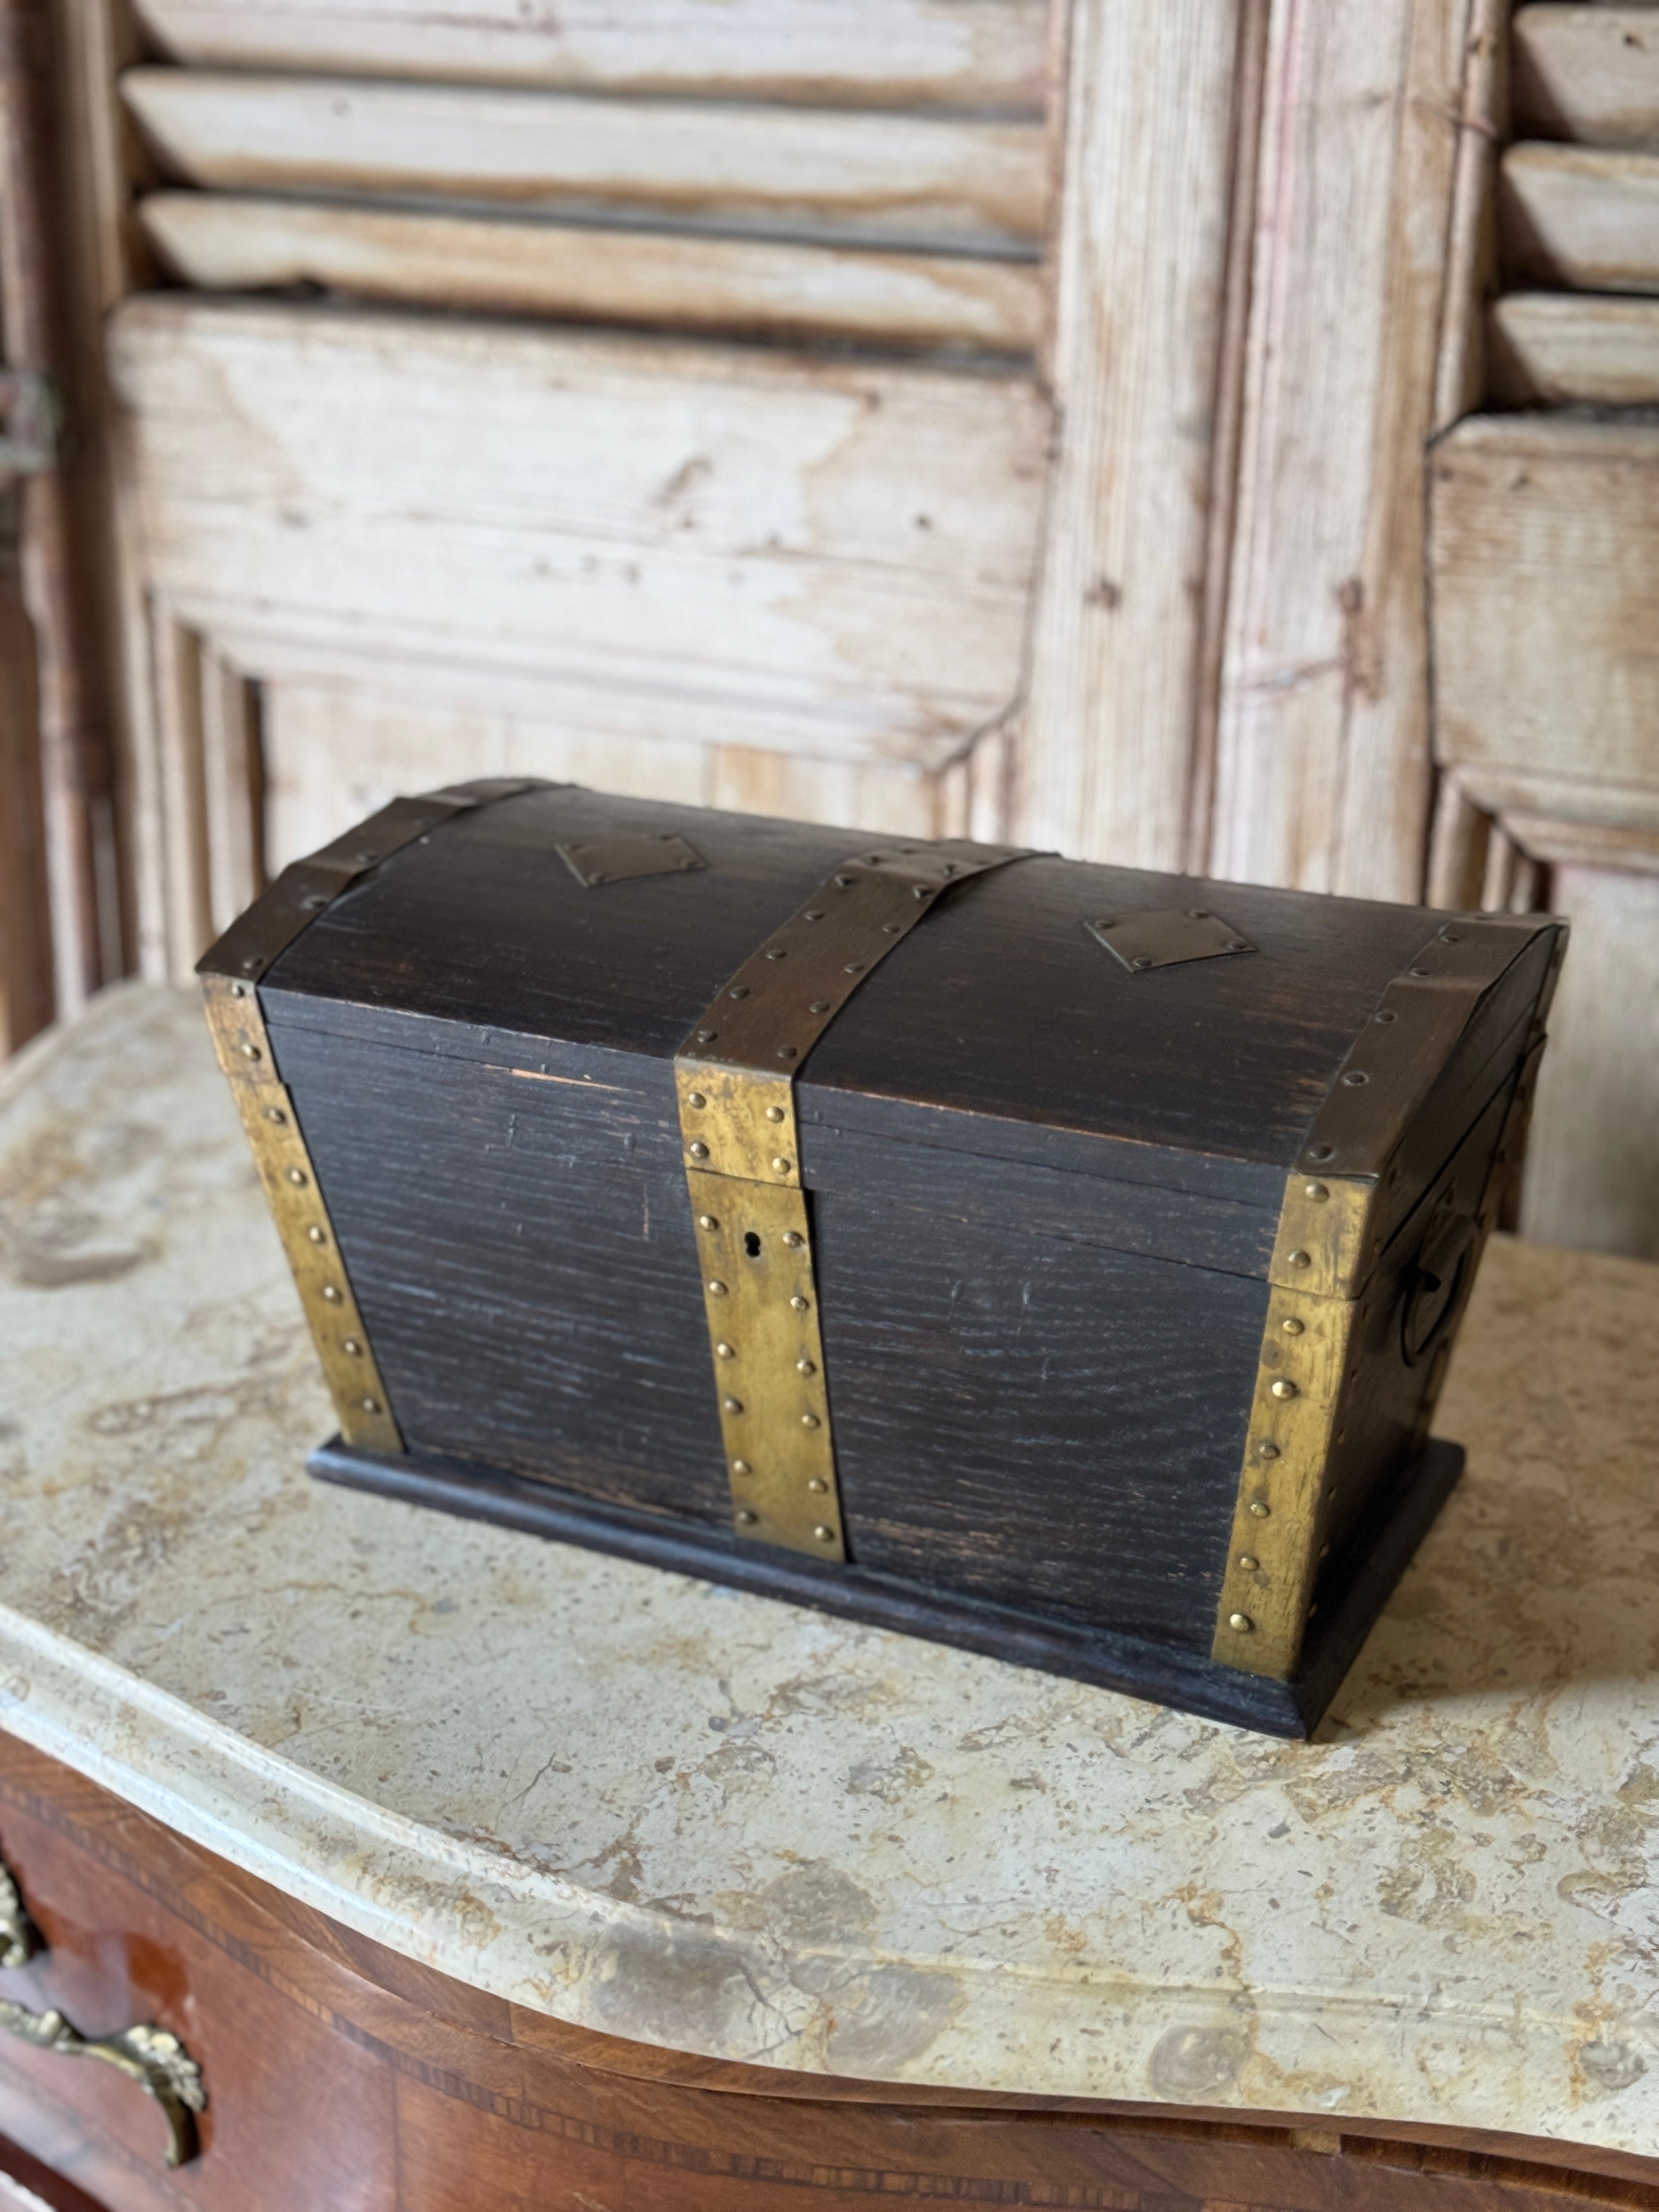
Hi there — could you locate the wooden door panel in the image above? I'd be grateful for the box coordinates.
[112,300,1047,749]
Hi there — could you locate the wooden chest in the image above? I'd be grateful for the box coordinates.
[198,781,1564,1736]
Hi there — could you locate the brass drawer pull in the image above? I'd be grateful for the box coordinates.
[0,1998,205,2166]
[0,1855,204,2166]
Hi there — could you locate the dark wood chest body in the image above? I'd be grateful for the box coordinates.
[199,783,1564,1735]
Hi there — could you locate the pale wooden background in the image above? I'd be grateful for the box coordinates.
[9,0,1656,1255]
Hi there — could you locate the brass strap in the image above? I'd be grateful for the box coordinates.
[1211,913,1566,1680]
[198,777,552,1452]
[675,837,1034,1558]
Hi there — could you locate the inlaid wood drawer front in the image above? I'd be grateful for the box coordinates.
[0,1734,1651,2211]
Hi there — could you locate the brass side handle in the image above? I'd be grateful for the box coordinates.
[0,1855,205,2166]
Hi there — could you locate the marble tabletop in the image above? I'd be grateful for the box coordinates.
[3,983,1656,2154]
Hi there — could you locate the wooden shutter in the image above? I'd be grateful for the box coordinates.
[1429,1,1659,1259]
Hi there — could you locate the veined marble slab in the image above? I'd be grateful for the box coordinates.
[2,983,1656,2152]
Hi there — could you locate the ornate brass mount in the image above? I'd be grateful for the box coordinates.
[0,1850,206,2166]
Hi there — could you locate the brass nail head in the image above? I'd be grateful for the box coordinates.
[1237,1553,1260,1571]
[808,1477,828,1493]
[287,1167,307,1186]
[1228,1613,1254,1633]
[800,1413,820,1430]
[809,998,831,1011]
[1281,1317,1305,1335]
[765,1105,785,1123]
[771,1156,792,1175]
[688,1091,707,1109]
[789,1295,808,1312]
[342,1337,362,1355]
[707,1279,727,1296]
[729,985,749,999]
[723,1396,743,1414]
[230,981,247,997]
[796,1358,815,1376]
[732,1458,751,1476]
[361,1396,380,1414]
[264,1106,286,1124]
[689,1141,710,1160]
[715,1341,735,1358]
[1288,1249,1312,1268]
[843,962,864,975]
[696,1029,715,1044]
[321,1285,342,1304]
[1270,1378,1298,1400]
[307,1226,327,1245]
[813,1524,834,1543]
[1304,1182,1329,1203]
[1249,1500,1271,1517]
[239,1042,261,1060]
[736,1508,758,1526]
[1257,1441,1279,1460]
[698,1213,718,1229]
[782,1231,804,1249]
[765,948,787,961]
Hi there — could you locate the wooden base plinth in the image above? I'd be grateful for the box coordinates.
[309,1436,1464,1738]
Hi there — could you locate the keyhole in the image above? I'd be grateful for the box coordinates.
[743,1231,762,1258]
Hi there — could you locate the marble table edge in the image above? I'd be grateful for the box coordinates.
[0,1599,1635,2158]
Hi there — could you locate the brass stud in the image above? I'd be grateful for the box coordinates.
[1281,1316,1304,1335]
[776,1046,798,1062]
[342,1338,362,1356]
[1249,1500,1271,1518]
[239,1042,262,1060]
[361,1396,380,1414]
[732,1459,751,1476]
[1226,939,1250,953]
[723,1397,743,1414]
[911,885,932,900]
[765,1105,786,1123]
[696,1028,716,1044]
[707,1279,727,1296]
[804,910,824,921]
[1188,909,1210,919]
[1237,1553,1260,1571]
[307,1226,327,1245]
[789,1295,808,1312]
[1132,955,1153,970]
[698,1213,718,1229]
[729,985,750,999]
[772,1156,792,1175]
[844,962,864,975]
[782,1231,804,1249]
[716,1341,735,1358]
[882,923,902,935]
[287,1166,308,1186]
[688,1091,707,1109]
[230,982,247,998]
[240,955,261,973]
[814,1524,835,1543]
[736,1508,758,1526]
[1288,1249,1312,1268]
[800,1413,820,1430]
[689,1141,710,1160]
[1341,1070,1369,1087]
[1228,1613,1254,1633]
[1257,1441,1279,1460]
[765,948,787,961]
[1409,966,1430,978]
[796,1358,815,1375]
[321,1285,342,1304]
[808,1477,828,1493]
[1375,1009,1397,1025]
[1304,1182,1329,1203]
[264,1105,286,1124]
[809,998,831,1012]
[1308,1142,1334,1161]
[1271,1378,1298,1400]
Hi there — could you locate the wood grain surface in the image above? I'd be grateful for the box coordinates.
[137,193,1044,352]
[1489,289,1659,403]
[1501,142,1659,290]
[130,0,1050,110]
[1513,4,1659,146]
[1,1716,1655,2207]
[121,69,1048,250]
